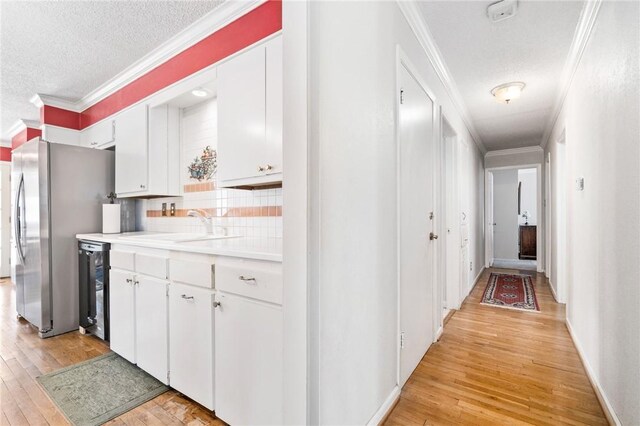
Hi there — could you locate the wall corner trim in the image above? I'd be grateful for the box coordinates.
[484,146,543,158]
[565,318,621,426]
[366,386,401,426]
[396,1,487,154]
[540,0,603,148]
[7,119,41,139]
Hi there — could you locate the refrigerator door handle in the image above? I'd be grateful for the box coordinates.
[14,174,25,263]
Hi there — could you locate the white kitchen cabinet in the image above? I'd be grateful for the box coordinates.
[214,291,283,425]
[115,103,148,195]
[109,268,136,363]
[134,275,169,384]
[115,103,180,198]
[81,119,115,149]
[169,282,215,410]
[217,36,282,188]
[109,247,169,384]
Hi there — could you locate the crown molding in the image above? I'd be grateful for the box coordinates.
[30,94,81,112]
[7,119,42,139]
[540,0,602,148]
[29,0,264,114]
[484,146,543,158]
[397,1,487,154]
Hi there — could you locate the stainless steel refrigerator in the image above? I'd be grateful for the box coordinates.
[12,138,114,338]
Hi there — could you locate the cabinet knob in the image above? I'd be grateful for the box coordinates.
[429,232,439,240]
[257,166,265,172]
[238,275,256,283]
[181,294,194,300]
[140,184,146,189]
[134,280,139,285]
[126,278,133,283]
[265,164,273,172]
[213,301,221,308]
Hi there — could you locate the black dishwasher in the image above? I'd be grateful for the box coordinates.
[78,240,110,341]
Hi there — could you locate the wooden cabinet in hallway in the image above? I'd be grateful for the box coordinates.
[384,269,608,425]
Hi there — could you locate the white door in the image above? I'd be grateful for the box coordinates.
[398,63,435,387]
[169,283,214,410]
[115,103,148,195]
[486,171,494,266]
[135,275,168,384]
[214,292,283,425]
[217,44,267,182]
[445,137,460,309]
[492,169,519,260]
[109,269,136,362]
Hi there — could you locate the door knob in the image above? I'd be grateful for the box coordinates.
[429,232,438,240]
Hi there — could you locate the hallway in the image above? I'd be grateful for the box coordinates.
[385,268,607,425]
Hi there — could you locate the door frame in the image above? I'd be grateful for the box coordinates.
[484,163,543,272]
[395,46,440,387]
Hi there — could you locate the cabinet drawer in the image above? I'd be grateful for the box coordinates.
[216,258,282,305]
[110,250,135,271]
[169,258,214,289]
[136,254,168,279]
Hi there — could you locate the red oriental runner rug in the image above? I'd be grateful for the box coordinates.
[480,273,540,312]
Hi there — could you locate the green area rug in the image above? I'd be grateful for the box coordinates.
[37,352,168,425]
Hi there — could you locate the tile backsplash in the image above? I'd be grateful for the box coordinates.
[135,97,282,238]
[136,184,282,238]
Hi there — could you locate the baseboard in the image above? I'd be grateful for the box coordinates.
[472,266,485,289]
[548,278,559,302]
[435,326,444,342]
[565,318,620,425]
[367,385,400,426]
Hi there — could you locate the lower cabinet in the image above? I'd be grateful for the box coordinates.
[109,268,169,384]
[169,282,215,410]
[214,292,283,425]
[109,269,136,363]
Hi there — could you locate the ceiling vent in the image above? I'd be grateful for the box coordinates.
[487,0,518,23]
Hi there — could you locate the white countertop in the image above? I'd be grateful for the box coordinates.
[76,232,282,262]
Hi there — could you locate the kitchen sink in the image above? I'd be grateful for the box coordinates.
[118,232,238,243]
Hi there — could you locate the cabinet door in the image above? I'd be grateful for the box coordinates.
[265,36,282,176]
[215,292,283,425]
[168,283,214,410]
[135,275,168,384]
[115,103,148,195]
[217,44,266,182]
[109,269,136,362]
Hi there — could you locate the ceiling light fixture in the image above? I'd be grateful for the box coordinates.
[192,88,209,97]
[491,82,525,104]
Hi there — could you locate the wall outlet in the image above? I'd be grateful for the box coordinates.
[161,203,167,216]
[170,203,176,216]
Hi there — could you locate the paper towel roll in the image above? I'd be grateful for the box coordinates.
[103,204,121,234]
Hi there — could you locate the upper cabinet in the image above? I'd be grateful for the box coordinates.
[80,118,115,149]
[115,103,180,198]
[217,36,282,188]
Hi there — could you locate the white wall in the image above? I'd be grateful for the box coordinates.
[545,1,639,423]
[0,162,10,277]
[492,169,518,260]
[518,168,537,225]
[307,2,484,423]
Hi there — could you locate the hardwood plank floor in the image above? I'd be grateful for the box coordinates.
[0,278,224,425]
[384,268,608,426]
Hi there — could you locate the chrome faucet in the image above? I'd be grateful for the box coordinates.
[187,209,227,235]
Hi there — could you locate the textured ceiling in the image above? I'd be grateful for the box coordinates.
[419,1,584,151]
[0,0,224,142]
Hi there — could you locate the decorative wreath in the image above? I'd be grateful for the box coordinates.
[188,146,217,181]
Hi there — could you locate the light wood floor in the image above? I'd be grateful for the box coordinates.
[384,268,608,426]
[0,278,224,425]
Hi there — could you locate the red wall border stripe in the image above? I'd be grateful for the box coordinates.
[11,127,42,150]
[78,0,282,129]
[0,147,11,162]
[41,105,81,130]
